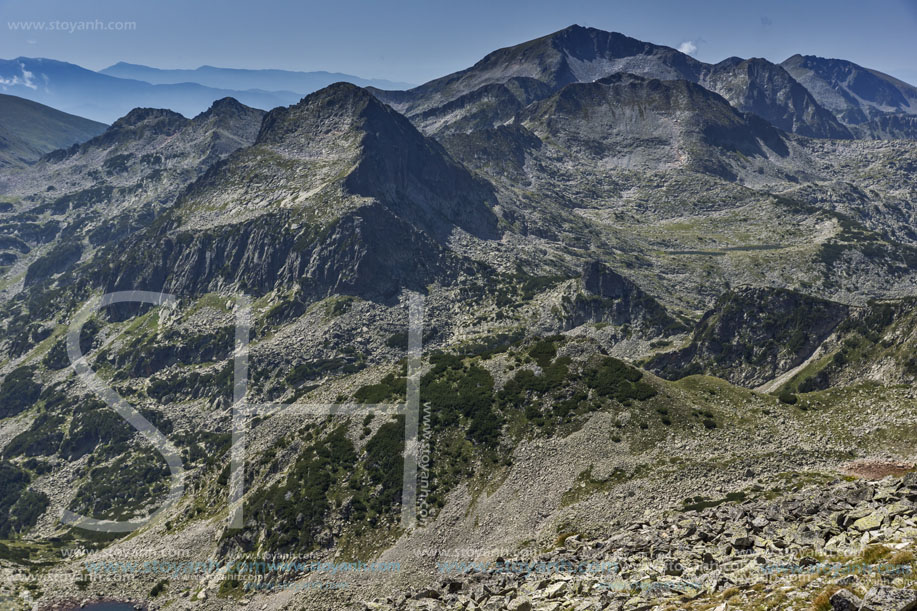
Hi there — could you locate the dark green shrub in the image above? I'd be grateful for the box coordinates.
[386,332,408,349]
[0,367,41,418]
[150,580,168,597]
[584,357,656,403]
[42,338,70,370]
[24,240,83,286]
[364,419,404,510]
[8,489,49,533]
[285,358,347,387]
[59,401,133,460]
[3,410,65,458]
[0,462,30,536]
[421,360,501,445]
[68,449,169,520]
[354,374,405,403]
[232,425,356,551]
[528,339,557,368]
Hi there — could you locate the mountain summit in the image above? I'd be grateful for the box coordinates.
[372,25,854,139]
[781,53,917,137]
[373,25,701,118]
[103,82,498,299]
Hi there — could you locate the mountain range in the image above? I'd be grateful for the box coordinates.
[372,25,916,140]
[1,24,917,611]
[99,61,414,92]
[0,57,413,123]
[782,53,917,136]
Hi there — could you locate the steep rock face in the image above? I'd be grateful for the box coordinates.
[518,73,790,176]
[338,86,500,241]
[582,260,631,297]
[648,287,850,386]
[850,113,917,139]
[437,123,542,185]
[781,54,917,119]
[100,207,450,301]
[101,83,498,301]
[411,77,554,135]
[775,298,917,392]
[562,261,687,334]
[781,54,917,138]
[0,98,266,289]
[699,58,852,139]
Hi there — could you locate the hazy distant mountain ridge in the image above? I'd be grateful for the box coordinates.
[0,57,410,123]
[100,62,414,92]
[0,57,298,123]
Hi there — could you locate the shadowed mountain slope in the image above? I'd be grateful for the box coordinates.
[100,83,500,300]
[0,94,106,168]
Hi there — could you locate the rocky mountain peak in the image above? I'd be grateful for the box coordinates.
[82,107,188,151]
[699,57,853,139]
[780,54,917,137]
[543,25,647,59]
[109,107,187,131]
[369,27,878,140]
[371,25,702,122]
[547,25,695,75]
[254,81,388,151]
[196,96,251,119]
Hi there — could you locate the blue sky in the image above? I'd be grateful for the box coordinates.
[2,0,916,86]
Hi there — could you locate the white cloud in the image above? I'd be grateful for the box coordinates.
[20,64,37,89]
[678,41,698,55]
[0,62,38,90]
